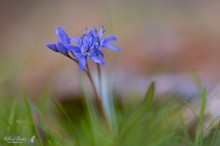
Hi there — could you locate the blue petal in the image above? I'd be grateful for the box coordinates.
[84,27,89,34]
[71,37,80,44]
[57,42,68,56]
[99,26,105,39]
[101,44,121,52]
[89,54,105,64]
[56,27,70,44]
[74,53,81,60]
[102,36,117,44]
[94,26,98,33]
[79,55,87,71]
[83,36,89,46]
[87,29,94,36]
[47,43,58,52]
[95,49,104,58]
[65,44,81,53]
[88,36,95,48]
[90,27,98,38]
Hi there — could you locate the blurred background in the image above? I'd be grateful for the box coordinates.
[0,0,220,117]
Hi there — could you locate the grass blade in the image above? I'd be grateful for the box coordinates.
[7,99,17,133]
[118,82,155,141]
[195,86,206,146]
[143,81,155,110]
[24,96,43,146]
[51,98,80,146]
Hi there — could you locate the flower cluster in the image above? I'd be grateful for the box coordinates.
[47,26,120,70]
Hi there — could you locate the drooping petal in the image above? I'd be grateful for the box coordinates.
[101,44,121,52]
[89,54,105,64]
[65,44,81,53]
[47,43,58,52]
[102,36,118,44]
[95,49,104,58]
[79,55,87,70]
[56,27,70,44]
[57,42,69,56]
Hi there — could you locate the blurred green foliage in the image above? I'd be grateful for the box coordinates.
[0,85,219,146]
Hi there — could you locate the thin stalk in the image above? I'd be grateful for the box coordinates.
[97,64,102,96]
[67,54,78,64]
[195,87,206,146]
[85,63,111,132]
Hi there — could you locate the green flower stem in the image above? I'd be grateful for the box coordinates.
[85,64,111,132]
[97,63,102,96]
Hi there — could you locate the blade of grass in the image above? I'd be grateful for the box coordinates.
[23,96,43,146]
[42,126,71,145]
[192,69,203,95]
[15,118,70,145]
[195,86,206,146]
[142,81,155,110]
[7,99,17,133]
[210,120,220,146]
[39,91,51,114]
[118,82,155,141]
[180,117,191,142]
[51,98,80,146]
[207,115,220,130]
[0,113,13,133]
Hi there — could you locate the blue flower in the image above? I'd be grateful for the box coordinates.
[92,26,121,52]
[47,26,120,71]
[47,27,81,56]
[71,26,120,70]
[74,28,105,70]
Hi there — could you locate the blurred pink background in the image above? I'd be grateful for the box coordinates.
[1,0,220,102]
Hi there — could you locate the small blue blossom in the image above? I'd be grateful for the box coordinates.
[47,26,120,71]
[73,28,106,70]
[47,27,81,56]
[91,26,121,52]
[72,26,120,70]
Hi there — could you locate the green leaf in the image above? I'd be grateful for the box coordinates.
[195,86,206,146]
[118,81,155,142]
[23,95,43,146]
[51,98,80,146]
[7,99,17,133]
[143,81,155,111]
[209,116,220,146]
